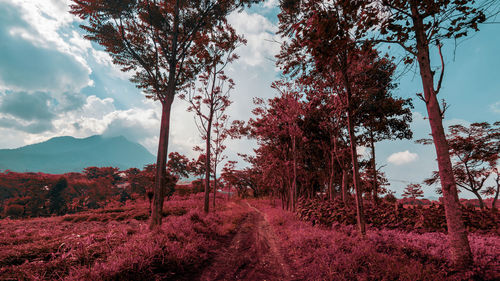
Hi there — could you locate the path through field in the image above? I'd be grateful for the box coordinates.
[199,201,292,281]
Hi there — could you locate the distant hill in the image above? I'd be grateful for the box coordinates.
[0,135,155,174]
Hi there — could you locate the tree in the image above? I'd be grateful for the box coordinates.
[355,56,413,204]
[271,81,304,211]
[483,167,499,211]
[402,183,424,200]
[181,23,243,213]
[71,0,258,228]
[420,122,500,209]
[48,177,68,215]
[167,152,191,178]
[376,0,498,268]
[83,166,120,184]
[277,0,381,235]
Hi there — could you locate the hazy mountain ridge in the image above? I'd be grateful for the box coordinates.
[0,135,155,173]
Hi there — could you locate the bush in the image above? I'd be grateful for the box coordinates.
[297,197,500,233]
[191,179,205,193]
[4,204,24,218]
[384,193,397,203]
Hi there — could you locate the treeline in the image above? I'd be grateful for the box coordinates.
[0,152,216,219]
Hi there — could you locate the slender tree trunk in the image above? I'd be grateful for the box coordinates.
[410,2,472,268]
[150,0,180,229]
[150,97,174,229]
[213,168,217,209]
[342,63,366,236]
[370,132,379,205]
[204,117,212,213]
[292,135,297,212]
[471,190,485,210]
[328,150,335,200]
[333,136,348,204]
[346,107,366,236]
[341,169,348,204]
[492,173,499,212]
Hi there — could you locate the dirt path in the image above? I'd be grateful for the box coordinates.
[199,201,291,281]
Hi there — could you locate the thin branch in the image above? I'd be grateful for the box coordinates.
[435,40,445,95]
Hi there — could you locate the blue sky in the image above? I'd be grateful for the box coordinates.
[0,0,498,199]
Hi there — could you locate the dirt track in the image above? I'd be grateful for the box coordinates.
[199,201,291,281]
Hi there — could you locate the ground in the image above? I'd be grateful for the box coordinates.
[1,195,498,280]
[199,201,291,281]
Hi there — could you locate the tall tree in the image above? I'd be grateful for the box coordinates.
[376,0,498,268]
[355,55,413,204]
[71,0,256,227]
[181,23,243,212]
[271,81,304,211]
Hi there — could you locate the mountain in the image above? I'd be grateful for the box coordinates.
[0,135,156,174]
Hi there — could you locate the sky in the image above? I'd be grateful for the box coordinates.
[0,0,498,199]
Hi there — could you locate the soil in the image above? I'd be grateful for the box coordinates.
[198,201,292,281]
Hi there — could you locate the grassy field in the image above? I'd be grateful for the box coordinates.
[1,195,499,280]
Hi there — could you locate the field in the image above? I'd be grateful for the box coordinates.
[1,194,499,280]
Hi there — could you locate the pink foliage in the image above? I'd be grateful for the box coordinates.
[252,199,500,280]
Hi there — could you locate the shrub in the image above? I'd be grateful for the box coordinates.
[297,197,499,233]
[4,204,24,218]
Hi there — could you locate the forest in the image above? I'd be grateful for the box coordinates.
[1,0,500,280]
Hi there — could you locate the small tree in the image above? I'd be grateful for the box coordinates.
[167,152,191,179]
[402,183,424,200]
[420,122,500,209]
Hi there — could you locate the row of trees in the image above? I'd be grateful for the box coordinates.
[1,154,210,218]
[235,0,498,269]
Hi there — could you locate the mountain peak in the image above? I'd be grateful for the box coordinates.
[0,135,155,174]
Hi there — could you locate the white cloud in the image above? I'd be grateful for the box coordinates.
[228,11,281,67]
[490,101,500,114]
[387,150,419,165]
[263,0,279,9]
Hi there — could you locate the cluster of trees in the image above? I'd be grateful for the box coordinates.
[69,0,498,269]
[1,168,126,218]
[1,152,212,218]
[218,0,497,269]
[71,0,257,227]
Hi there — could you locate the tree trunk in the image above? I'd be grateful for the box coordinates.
[346,105,366,236]
[410,2,472,268]
[292,135,297,212]
[150,97,174,229]
[341,169,348,204]
[492,184,499,212]
[370,131,379,205]
[342,62,366,236]
[213,169,217,209]
[492,173,499,212]
[204,118,212,213]
[471,190,485,210]
[328,150,335,200]
[150,0,180,229]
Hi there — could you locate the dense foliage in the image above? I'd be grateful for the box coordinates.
[296,197,500,234]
